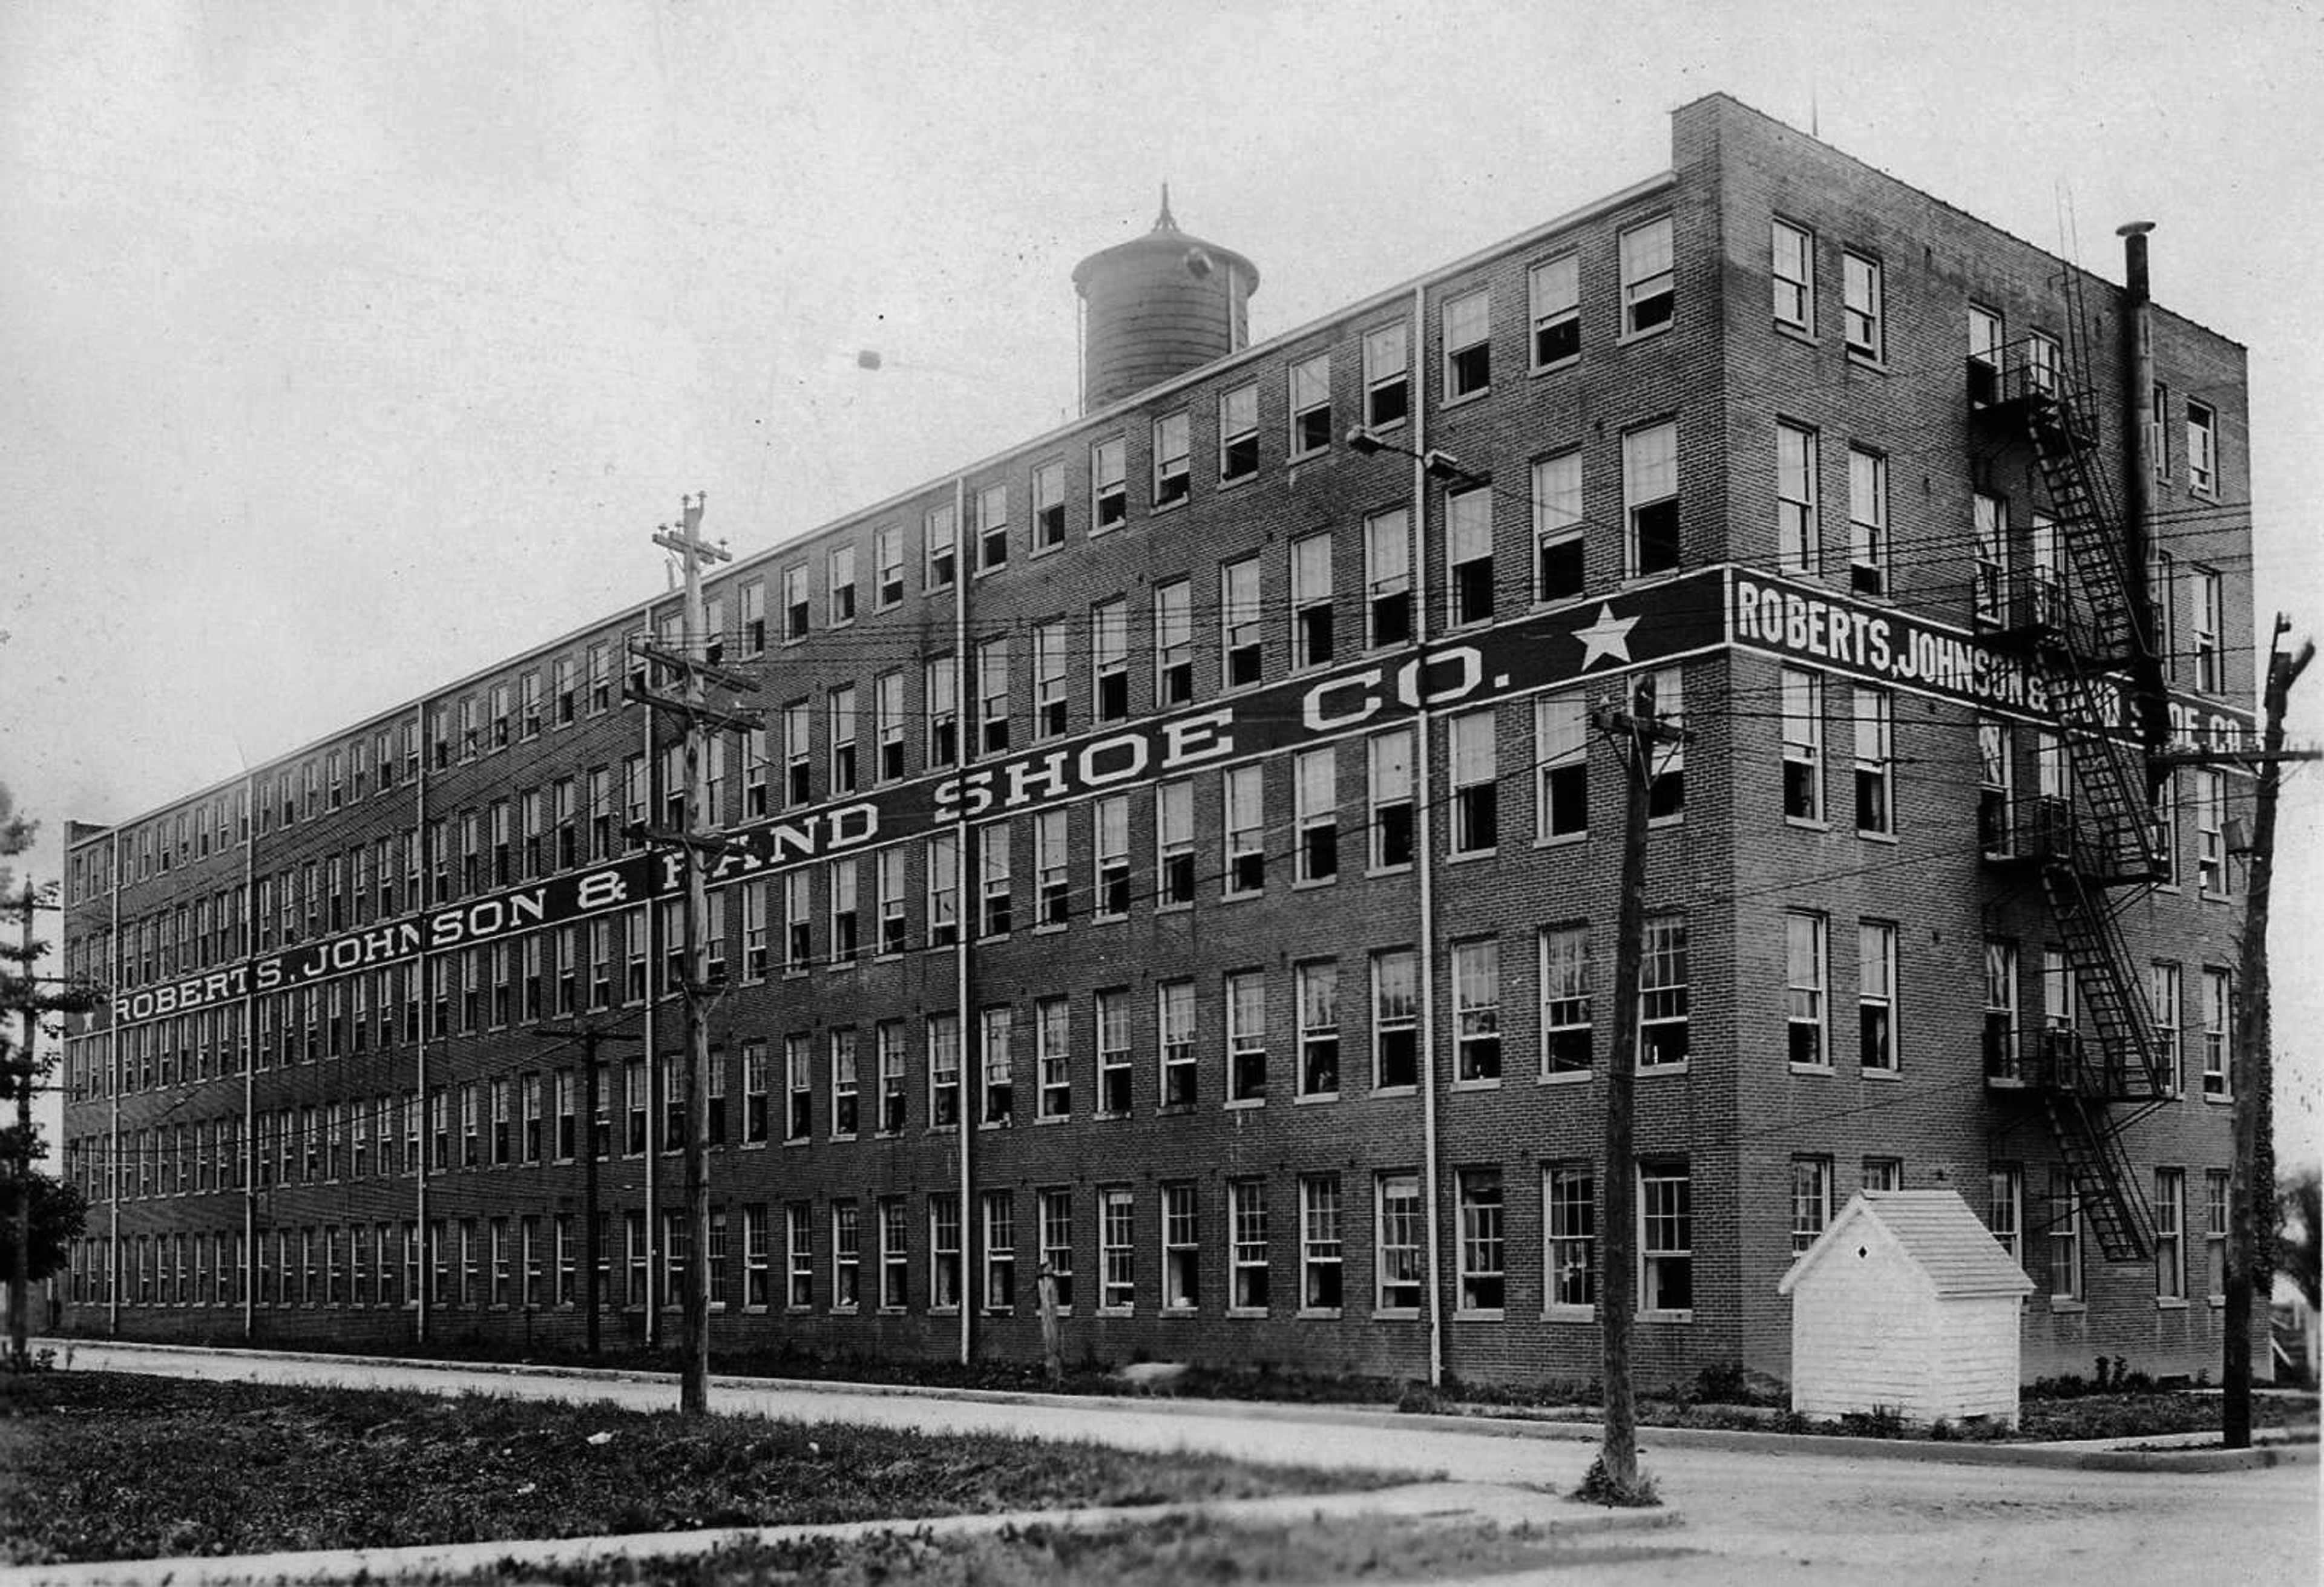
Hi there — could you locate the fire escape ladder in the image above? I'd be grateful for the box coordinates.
[2042,1087,2155,1263]
[2036,860,2167,1100]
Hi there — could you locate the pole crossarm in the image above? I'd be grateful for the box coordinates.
[622,681,766,734]
[651,529,733,566]
[623,641,763,697]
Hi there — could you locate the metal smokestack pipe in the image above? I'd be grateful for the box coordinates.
[2118,220,2171,786]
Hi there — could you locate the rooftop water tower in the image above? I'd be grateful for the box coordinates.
[1072,188,1259,414]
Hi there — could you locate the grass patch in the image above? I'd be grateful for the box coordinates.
[0,1372,1408,1566]
[416,1513,1651,1587]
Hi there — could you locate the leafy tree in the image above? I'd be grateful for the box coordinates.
[2282,1165,2321,1312]
[0,1163,86,1286]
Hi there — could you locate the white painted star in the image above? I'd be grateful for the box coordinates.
[1574,603,1639,670]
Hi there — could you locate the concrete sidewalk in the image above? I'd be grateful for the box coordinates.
[7,1479,1682,1587]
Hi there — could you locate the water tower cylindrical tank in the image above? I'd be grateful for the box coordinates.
[1072,193,1259,414]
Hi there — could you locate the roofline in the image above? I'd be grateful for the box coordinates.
[80,166,1680,842]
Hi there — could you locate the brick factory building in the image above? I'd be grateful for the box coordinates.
[55,94,2262,1390]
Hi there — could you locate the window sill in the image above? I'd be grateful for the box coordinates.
[1845,350,1888,373]
[2156,1297,2190,1311]
[1296,1306,1342,1320]
[1441,387,1491,410]
[1529,355,1580,378]
[878,1305,909,1317]
[1091,912,1127,926]
[1287,445,1329,465]
[1371,1085,1418,1099]
[931,1304,960,1317]
[2210,1294,2227,1309]
[1295,1091,1339,1105]
[1034,1113,1069,1127]
[1785,816,1831,833]
[1859,1066,1902,1081]
[1161,1304,1198,1318]
[1225,1097,1265,1111]
[1149,498,1189,518]
[1365,864,1415,880]
[1638,1309,1693,1324]
[1098,1305,1133,1318]
[2204,1091,2232,1105]
[1638,1063,1689,1078]
[1445,846,1498,865]
[1031,540,1065,559]
[1454,1308,1505,1323]
[1615,323,1672,350]
[2049,1299,2088,1314]
[1371,1307,1420,1321]
[1226,1305,1267,1319]
[1219,890,1264,905]
[1451,1078,1502,1093]
[1856,828,1899,845]
[1218,472,1258,492]
[1034,923,1069,936]
[1158,1102,1196,1117]
[1290,875,1338,891]
[1538,1069,1592,1085]
[1790,1063,1835,1077]
[1773,321,1817,347]
[1543,1305,1597,1322]
[1155,903,1193,917]
[1534,831,1587,850]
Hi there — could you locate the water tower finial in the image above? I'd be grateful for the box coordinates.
[1153,182,1178,234]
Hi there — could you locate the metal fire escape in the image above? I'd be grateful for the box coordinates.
[1971,281,2175,1262]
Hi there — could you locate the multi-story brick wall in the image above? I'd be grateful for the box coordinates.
[57,92,2259,1392]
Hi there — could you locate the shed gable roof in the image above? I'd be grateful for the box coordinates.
[1777,1190,2035,1299]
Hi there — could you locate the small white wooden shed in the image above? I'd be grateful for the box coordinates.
[1777,1189,2035,1426]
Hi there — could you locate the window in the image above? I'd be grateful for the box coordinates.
[980,1004,1014,1123]
[1036,996,1071,1118]
[1445,709,1498,854]
[1972,493,2007,626]
[1098,1187,1135,1310]
[977,637,1010,755]
[1219,382,1258,482]
[1967,304,2003,405]
[2048,1167,2084,1302]
[1280,747,1338,886]
[1156,780,1195,908]
[1086,597,1129,722]
[2193,567,2222,693]
[1640,1163,1693,1313]
[1540,925,1592,1075]
[2156,1168,2187,1301]
[1529,252,1579,367]
[782,871,812,971]
[1093,794,1130,918]
[830,1029,860,1138]
[2194,769,2227,895]
[829,685,858,793]
[1362,322,1408,428]
[1546,1165,1595,1311]
[786,1204,813,1308]
[1776,422,1817,573]
[742,1041,769,1144]
[1771,220,1813,330]
[879,1199,908,1309]
[1286,1174,1341,1312]
[1846,448,1888,596]
[1028,1189,1072,1311]
[930,1193,962,1311]
[2149,382,2170,480]
[1620,217,1674,335]
[1369,728,1415,869]
[1091,438,1126,531]
[872,672,905,783]
[739,580,766,656]
[1035,809,1069,926]
[1158,979,1196,1108]
[1095,988,1131,1114]
[1456,1168,1505,1312]
[1161,1183,1198,1309]
[1289,353,1331,456]
[829,543,858,624]
[784,1036,812,1142]
[1364,509,1411,647]
[927,832,960,949]
[1791,1157,1834,1254]
[1841,252,1882,361]
[1786,912,1828,1066]
[1452,938,1501,1082]
[781,565,810,643]
[2187,401,2217,494]
[1154,579,1192,705]
[830,1202,861,1311]
[1623,422,1679,577]
[1781,669,1823,822]
[2202,968,2231,1098]
[1032,460,1065,551]
[981,1191,1015,1311]
[1532,450,1583,602]
[1978,720,2015,856]
[925,503,957,590]
[1859,921,1898,1071]
[1443,287,1490,398]
[1223,766,1264,895]
[1376,1172,1423,1310]
[1988,1163,2023,1263]
[875,525,904,608]
[1034,621,1068,739]
[1226,969,1266,1102]
[2207,1170,2230,1299]
[1853,687,1894,836]
[1446,486,1494,626]
[1227,1179,1269,1310]
[1221,555,1263,687]
[1372,947,1419,1088]
[1152,412,1191,509]
[926,655,958,770]
[1861,1157,1903,1193]
[2150,549,2178,683]
[2027,330,2061,395]
[875,1021,907,1134]
[1640,916,1688,1068]
[1289,532,1333,669]
[2152,961,2184,1095]
[1296,959,1339,1097]
[929,1013,961,1128]
[974,483,1008,572]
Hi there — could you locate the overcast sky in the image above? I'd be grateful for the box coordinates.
[3,0,2319,1165]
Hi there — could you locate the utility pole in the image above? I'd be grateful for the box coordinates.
[631,492,760,1415]
[531,1020,632,1360]
[1589,673,1689,1502]
[2224,618,2311,1447]
[8,883,38,1367]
